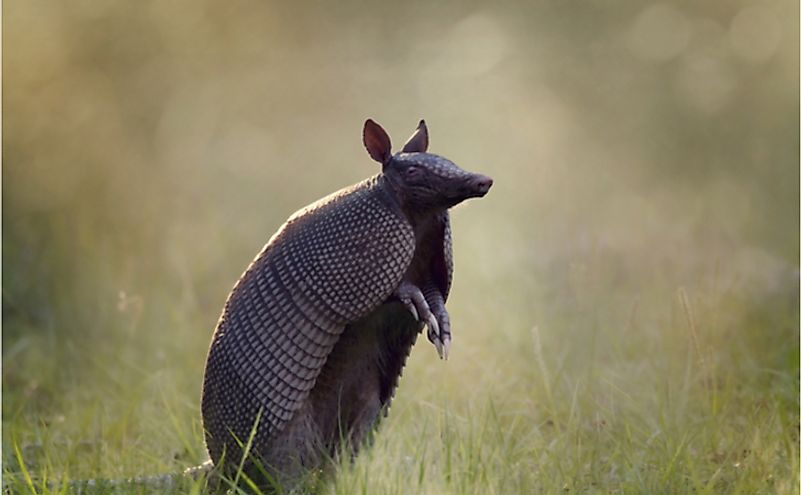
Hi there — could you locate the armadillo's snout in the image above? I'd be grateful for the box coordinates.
[470,174,493,197]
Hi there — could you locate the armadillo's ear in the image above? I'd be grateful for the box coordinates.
[401,120,429,153]
[363,119,392,164]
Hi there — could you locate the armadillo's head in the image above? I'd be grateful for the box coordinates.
[363,119,493,213]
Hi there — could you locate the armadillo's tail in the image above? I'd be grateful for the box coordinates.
[183,459,215,479]
[4,461,216,494]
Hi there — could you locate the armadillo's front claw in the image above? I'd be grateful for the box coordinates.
[426,313,444,359]
[434,340,444,359]
[395,282,446,358]
[401,298,419,321]
[394,283,424,322]
[430,305,451,360]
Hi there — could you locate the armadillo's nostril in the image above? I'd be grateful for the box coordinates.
[474,175,493,195]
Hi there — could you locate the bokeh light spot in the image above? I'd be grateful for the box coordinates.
[627,3,690,62]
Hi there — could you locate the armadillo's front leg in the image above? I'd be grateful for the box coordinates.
[423,286,450,360]
[393,282,447,359]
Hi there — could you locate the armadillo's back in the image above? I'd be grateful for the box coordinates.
[201,175,414,479]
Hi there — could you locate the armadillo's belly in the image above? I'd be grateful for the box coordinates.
[307,301,420,450]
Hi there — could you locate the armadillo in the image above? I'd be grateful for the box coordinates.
[200,119,492,488]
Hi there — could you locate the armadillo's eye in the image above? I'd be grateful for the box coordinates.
[405,166,421,180]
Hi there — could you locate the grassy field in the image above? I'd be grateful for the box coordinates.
[4,0,799,493]
[4,222,798,494]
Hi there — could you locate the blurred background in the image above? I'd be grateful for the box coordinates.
[3,0,799,490]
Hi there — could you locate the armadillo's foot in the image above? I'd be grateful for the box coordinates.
[394,282,445,357]
[425,313,443,358]
[400,298,419,321]
[429,304,451,360]
[394,282,424,323]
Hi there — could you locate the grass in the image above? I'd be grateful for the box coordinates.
[3,236,797,493]
[323,287,797,495]
[3,2,798,492]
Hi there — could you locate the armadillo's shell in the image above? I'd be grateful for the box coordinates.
[200,175,415,468]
